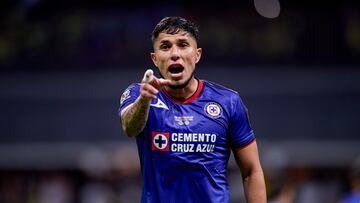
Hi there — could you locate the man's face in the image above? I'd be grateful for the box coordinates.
[151,30,202,89]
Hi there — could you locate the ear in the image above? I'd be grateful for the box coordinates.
[195,48,202,64]
[150,52,158,67]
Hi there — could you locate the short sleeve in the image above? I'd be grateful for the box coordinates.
[118,83,140,116]
[228,94,255,149]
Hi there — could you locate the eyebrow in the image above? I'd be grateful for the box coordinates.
[159,38,189,44]
[177,39,189,43]
[159,40,171,45]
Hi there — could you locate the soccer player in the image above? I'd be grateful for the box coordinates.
[119,16,266,203]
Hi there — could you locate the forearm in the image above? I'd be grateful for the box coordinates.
[243,169,267,203]
[121,96,151,137]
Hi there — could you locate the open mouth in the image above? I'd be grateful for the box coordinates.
[168,64,184,74]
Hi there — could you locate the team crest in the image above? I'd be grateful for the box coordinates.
[152,132,170,152]
[204,102,222,118]
[120,88,131,105]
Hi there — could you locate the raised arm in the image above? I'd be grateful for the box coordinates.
[121,70,170,137]
[233,141,267,203]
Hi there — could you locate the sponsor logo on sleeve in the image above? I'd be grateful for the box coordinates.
[120,88,131,105]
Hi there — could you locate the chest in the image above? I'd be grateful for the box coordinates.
[150,98,228,132]
[146,97,231,152]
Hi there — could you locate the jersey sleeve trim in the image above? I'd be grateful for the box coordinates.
[119,103,134,117]
[232,138,256,150]
[230,129,256,149]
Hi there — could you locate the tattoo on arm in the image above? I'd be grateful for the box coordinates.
[121,96,151,137]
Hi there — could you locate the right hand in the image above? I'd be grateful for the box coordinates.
[140,69,170,100]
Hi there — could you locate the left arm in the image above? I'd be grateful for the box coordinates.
[233,141,267,203]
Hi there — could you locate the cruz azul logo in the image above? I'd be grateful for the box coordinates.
[204,102,222,118]
[152,132,170,152]
[151,131,217,153]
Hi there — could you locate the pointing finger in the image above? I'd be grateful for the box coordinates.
[142,69,154,83]
[158,78,171,86]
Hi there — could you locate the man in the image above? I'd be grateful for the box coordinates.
[119,16,266,203]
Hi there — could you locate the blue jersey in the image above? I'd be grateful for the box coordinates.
[119,79,255,203]
[341,193,360,203]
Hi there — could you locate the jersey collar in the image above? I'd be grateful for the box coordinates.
[163,79,204,104]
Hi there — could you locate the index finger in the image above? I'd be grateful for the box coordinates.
[142,69,154,83]
[158,78,171,86]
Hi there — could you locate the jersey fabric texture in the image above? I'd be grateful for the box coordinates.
[119,79,255,203]
[341,193,360,203]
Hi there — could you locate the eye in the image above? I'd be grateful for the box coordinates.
[179,42,189,48]
[160,44,170,50]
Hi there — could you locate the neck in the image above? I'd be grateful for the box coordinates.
[164,77,198,101]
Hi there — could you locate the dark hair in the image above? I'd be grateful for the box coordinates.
[151,16,199,44]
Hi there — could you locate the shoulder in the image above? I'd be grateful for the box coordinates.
[201,80,247,119]
[127,83,141,90]
[122,83,141,95]
[120,83,141,106]
[202,80,240,99]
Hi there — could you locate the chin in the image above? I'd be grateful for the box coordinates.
[168,78,192,89]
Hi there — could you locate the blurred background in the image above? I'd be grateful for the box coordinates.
[1,0,360,202]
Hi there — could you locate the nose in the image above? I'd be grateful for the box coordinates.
[170,47,180,61]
